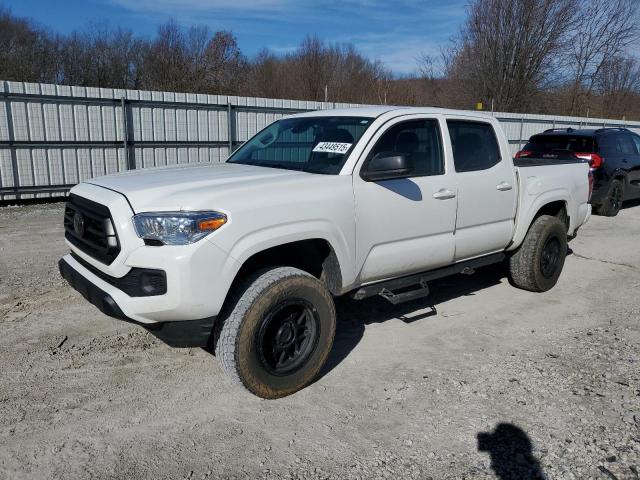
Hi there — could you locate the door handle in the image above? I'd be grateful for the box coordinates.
[496,182,513,191]
[433,188,456,200]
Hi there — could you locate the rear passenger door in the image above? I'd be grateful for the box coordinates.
[445,118,517,261]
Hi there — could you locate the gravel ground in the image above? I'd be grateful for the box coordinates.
[0,201,639,480]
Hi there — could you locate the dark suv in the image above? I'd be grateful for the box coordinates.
[517,128,640,216]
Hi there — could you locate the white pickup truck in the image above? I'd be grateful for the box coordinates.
[59,107,591,398]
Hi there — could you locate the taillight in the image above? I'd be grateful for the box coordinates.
[574,152,603,169]
[515,150,533,158]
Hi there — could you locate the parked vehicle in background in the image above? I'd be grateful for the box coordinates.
[517,128,640,216]
[59,107,591,399]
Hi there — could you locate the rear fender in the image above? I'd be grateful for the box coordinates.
[509,189,571,251]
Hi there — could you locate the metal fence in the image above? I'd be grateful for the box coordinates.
[2,80,640,200]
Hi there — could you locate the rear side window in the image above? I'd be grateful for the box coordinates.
[598,135,618,157]
[369,119,444,176]
[617,133,638,155]
[599,133,638,156]
[524,135,594,154]
[447,121,501,172]
[633,134,640,153]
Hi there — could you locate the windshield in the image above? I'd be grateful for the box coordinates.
[227,116,374,174]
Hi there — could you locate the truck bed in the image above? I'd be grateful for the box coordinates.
[509,157,591,251]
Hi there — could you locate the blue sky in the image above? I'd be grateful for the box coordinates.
[4,0,469,74]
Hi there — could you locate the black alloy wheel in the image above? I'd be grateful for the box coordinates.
[539,235,561,279]
[610,182,623,213]
[214,266,336,398]
[595,179,624,217]
[256,299,320,376]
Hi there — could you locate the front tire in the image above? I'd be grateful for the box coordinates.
[215,267,336,399]
[509,215,568,292]
[594,179,623,217]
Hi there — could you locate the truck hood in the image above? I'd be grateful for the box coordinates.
[87,162,307,212]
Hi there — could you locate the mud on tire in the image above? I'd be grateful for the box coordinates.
[214,267,336,399]
[508,214,568,293]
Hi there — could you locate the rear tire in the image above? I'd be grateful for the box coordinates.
[509,215,568,292]
[214,267,336,399]
[594,179,623,217]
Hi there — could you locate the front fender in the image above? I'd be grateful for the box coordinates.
[207,219,355,308]
[230,220,351,276]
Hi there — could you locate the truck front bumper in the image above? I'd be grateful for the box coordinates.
[59,256,215,347]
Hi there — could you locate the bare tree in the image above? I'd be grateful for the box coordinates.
[249,48,291,98]
[594,56,640,118]
[199,31,248,94]
[449,0,577,112]
[248,36,390,104]
[330,43,389,103]
[0,7,61,83]
[1,5,640,119]
[138,20,190,92]
[565,0,639,115]
[138,22,248,94]
[59,24,145,89]
[294,36,337,101]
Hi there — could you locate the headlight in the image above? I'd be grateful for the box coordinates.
[133,211,227,245]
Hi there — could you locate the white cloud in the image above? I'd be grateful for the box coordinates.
[106,0,468,74]
[348,34,446,75]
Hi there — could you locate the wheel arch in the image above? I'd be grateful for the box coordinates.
[612,171,627,191]
[533,200,569,229]
[509,193,571,251]
[614,172,627,181]
[226,237,345,298]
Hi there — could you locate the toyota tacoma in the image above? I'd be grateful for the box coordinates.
[59,107,592,398]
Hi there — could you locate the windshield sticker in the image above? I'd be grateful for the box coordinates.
[312,142,352,154]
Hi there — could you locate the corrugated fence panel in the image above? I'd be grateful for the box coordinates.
[2,79,640,200]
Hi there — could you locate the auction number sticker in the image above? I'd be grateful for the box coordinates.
[312,142,352,154]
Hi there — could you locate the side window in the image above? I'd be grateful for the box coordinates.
[618,133,638,155]
[598,135,617,157]
[369,119,444,176]
[603,133,639,156]
[633,134,640,154]
[447,120,501,172]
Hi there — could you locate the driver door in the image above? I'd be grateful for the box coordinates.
[353,116,458,283]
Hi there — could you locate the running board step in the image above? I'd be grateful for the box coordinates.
[378,279,430,304]
[352,252,505,302]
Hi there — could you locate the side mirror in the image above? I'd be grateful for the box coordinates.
[362,152,412,182]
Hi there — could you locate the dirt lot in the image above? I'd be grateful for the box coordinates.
[0,201,639,480]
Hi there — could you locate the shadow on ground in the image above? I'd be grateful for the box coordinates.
[477,423,546,480]
[318,262,506,380]
[622,198,640,210]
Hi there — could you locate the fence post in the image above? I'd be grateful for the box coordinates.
[227,102,235,153]
[120,97,135,170]
[518,117,525,150]
[3,87,21,199]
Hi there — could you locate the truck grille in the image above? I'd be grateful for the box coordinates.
[64,194,120,265]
